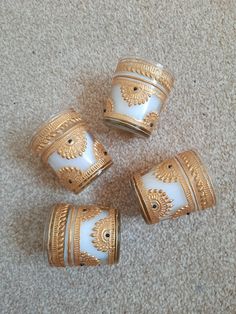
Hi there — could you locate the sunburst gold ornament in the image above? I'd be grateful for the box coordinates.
[57,128,87,159]
[91,209,116,255]
[143,112,159,127]
[57,167,83,192]
[154,159,179,183]
[147,189,173,221]
[91,217,114,252]
[121,84,149,106]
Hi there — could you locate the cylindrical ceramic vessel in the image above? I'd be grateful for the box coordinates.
[30,109,112,193]
[44,203,120,267]
[104,56,175,137]
[131,150,216,224]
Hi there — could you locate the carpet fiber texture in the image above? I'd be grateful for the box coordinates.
[1,1,236,313]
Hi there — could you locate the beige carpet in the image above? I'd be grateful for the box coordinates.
[1,1,236,313]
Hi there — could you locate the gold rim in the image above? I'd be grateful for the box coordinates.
[72,159,113,194]
[104,116,151,138]
[131,176,152,224]
[114,208,121,264]
[30,109,83,156]
[115,56,175,94]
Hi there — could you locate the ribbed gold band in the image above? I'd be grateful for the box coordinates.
[115,57,174,94]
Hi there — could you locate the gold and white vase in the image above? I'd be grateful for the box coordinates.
[44,203,120,267]
[131,150,216,224]
[104,56,175,137]
[30,109,112,193]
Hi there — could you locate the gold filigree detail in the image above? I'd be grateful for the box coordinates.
[114,77,166,106]
[56,156,112,193]
[177,151,216,210]
[121,84,150,105]
[105,98,114,113]
[57,127,87,159]
[30,110,83,156]
[79,252,100,266]
[50,204,69,267]
[147,189,173,221]
[171,205,191,219]
[41,124,87,163]
[80,206,102,222]
[93,140,107,160]
[91,209,116,256]
[56,167,83,193]
[154,159,179,183]
[143,112,159,127]
[115,58,174,93]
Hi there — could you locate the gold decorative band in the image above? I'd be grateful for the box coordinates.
[30,109,83,156]
[56,156,112,194]
[176,150,216,210]
[131,150,216,224]
[104,110,158,137]
[115,57,174,94]
[44,204,120,267]
[41,123,88,163]
[112,77,167,104]
[47,203,70,266]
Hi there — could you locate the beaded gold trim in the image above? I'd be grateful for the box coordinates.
[115,58,174,93]
[30,110,83,156]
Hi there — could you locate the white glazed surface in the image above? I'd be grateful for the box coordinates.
[142,170,188,216]
[111,83,162,121]
[47,132,97,172]
[80,210,108,264]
